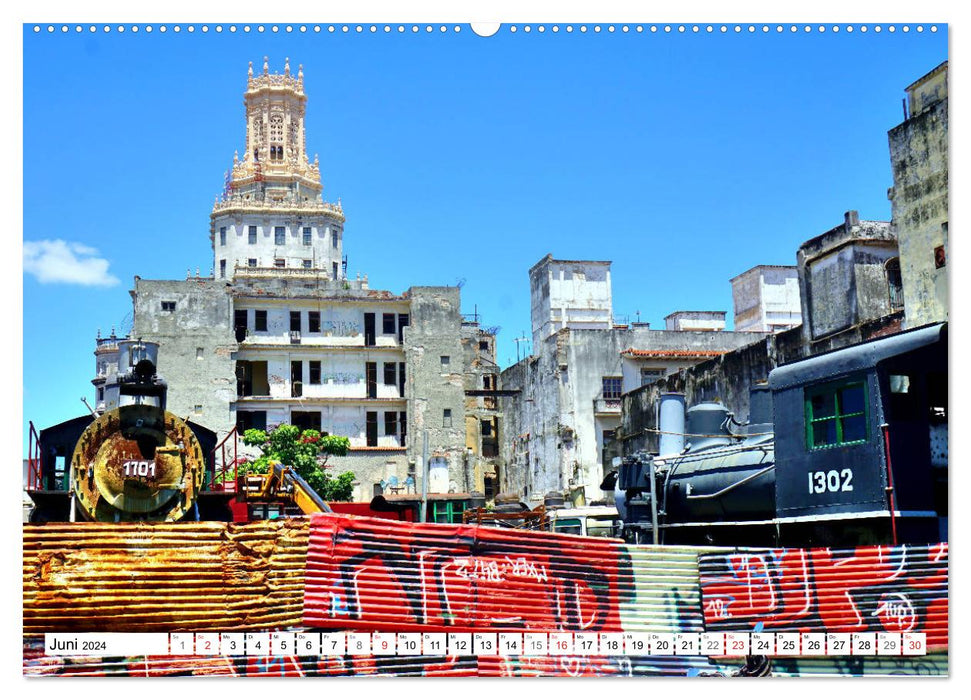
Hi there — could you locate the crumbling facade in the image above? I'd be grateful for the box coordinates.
[502,255,763,505]
[101,60,480,502]
[888,61,948,328]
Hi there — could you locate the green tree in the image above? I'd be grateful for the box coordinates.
[239,424,355,501]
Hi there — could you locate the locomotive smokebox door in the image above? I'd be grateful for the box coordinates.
[71,405,206,522]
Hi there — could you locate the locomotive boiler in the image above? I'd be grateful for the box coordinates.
[613,322,947,548]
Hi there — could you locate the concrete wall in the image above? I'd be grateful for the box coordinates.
[664,311,726,332]
[731,266,801,333]
[131,278,238,436]
[889,91,948,328]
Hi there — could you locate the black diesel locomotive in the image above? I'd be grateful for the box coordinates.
[610,323,947,547]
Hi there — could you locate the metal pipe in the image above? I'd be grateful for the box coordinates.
[649,458,659,545]
[419,430,429,522]
[684,462,775,500]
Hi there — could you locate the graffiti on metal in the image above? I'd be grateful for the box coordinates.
[698,543,948,650]
[304,513,630,633]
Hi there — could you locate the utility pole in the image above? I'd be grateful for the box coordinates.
[514,332,529,362]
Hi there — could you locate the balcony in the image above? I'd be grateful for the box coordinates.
[593,398,621,416]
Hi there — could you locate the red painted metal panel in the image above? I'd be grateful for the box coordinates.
[304,513,629,633]
[698,543,948,651]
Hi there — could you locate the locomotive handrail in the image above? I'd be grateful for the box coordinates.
[27,421,42,491]
[209,426,241,490]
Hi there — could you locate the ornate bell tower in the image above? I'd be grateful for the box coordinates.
[210,58,345,282]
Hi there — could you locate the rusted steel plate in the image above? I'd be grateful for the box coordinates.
[23,519,310,633]
[698,543,948,651]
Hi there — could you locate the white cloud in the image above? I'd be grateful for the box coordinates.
[23,239,120,287]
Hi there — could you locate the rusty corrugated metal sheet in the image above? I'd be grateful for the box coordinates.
[23,519,309,633]
[698,543,948,651]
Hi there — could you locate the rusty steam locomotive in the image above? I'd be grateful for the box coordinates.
[27,340,234,523]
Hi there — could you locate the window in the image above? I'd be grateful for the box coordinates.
[308,311,320,333]
[443,408,452,428]
[219,227,227,246]
[275,227,286,245]
[248,226,257,244]
[196,347,204,360]
[397,314,410,343]
[161,301,176,312]
[290,311,301,332]
[274,258,285,268]
[383,313,396,334]
[384,362,397,386]
[332,230,339,247]
[194,404,203,415]
[303,227,312,246]
[219,259,226,278]
[309,361,321,384]
[332,262,339,279]
[254,310,267,332]
[302,259,312,269]
[886,258,904,310]
[366,411,378,446]
[291,361,303,397]
[640,368,665,386]
[98,387,104,402]
[602,376,623,400]
[479,340,489,351]
[429,500,467,524]
[384,411,398,437]
[440,355,450,367]
[400,411,408,442]
[248,258,257,268]
[805,380,868,449]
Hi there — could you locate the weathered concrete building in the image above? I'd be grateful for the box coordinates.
[730,265,802,333]
[795,210,901,354]
[530,255,613,350]
[101,60,483,502]
[888,61,948,328]
[664,311,726,332]
[501,255,763,505]
[460,317,502,498]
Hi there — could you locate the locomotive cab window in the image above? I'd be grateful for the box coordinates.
[805,380,867,449]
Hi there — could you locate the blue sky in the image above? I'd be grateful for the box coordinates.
[22,23,947,441]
